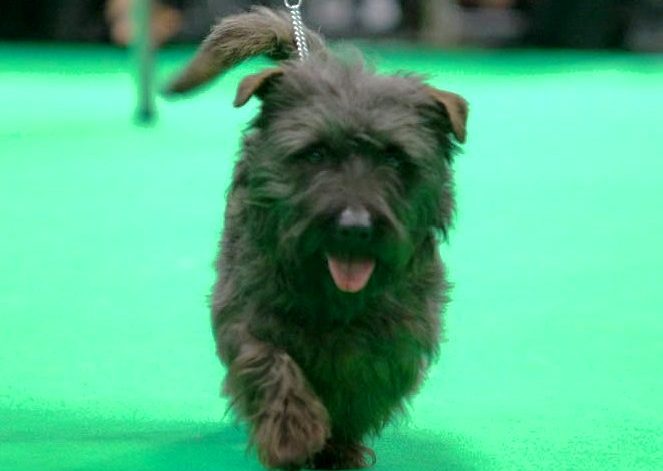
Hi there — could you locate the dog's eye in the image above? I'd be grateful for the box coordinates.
[384,155,401,169]
[383,148,405,170]
[306,149,325,164]
[298,146,330,165]
[291,147,326,165]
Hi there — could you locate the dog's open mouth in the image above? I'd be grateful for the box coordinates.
[326,256,376,293]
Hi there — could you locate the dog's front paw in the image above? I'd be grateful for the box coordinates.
[254,393,330,469]
[309,442,376,470]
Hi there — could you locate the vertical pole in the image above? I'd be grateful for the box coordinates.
[133,0,156,123]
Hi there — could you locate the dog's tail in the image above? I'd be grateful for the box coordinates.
[164,7,325,95]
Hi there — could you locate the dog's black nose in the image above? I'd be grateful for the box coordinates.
[336,206,373,243]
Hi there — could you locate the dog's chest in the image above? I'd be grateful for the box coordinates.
[289,323,424,433]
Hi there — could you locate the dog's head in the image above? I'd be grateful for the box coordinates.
[234,59,467,301]
[167,8,467,307]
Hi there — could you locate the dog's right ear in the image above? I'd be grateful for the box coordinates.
[233,68,284,108]
[425,86,469,144]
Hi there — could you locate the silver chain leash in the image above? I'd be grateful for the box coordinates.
[284,0,310,60]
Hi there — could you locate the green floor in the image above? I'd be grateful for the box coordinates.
[1,44,662,471]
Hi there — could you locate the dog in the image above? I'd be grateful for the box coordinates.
[166,7,468,470]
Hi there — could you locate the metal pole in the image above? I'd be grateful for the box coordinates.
[133,0,156,123]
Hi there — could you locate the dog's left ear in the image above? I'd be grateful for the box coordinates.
[425,87,469,144]
[234,67,284,107]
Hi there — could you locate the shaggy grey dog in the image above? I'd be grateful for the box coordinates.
[166,7,468,470]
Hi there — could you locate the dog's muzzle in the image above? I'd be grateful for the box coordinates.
[326,206,376,294]
[336,207,372,243]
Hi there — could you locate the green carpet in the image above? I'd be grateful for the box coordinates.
[1,44,662,471]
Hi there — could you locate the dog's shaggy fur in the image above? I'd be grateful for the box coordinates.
[167,7,468,470]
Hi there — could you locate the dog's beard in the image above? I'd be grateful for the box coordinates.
[265,207,419,323]
[277,217,413,301]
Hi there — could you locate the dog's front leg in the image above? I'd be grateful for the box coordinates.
[220,323,330,470]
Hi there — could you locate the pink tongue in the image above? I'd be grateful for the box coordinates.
[327,257,376,293]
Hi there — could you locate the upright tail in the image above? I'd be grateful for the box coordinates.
[164,7,324,95]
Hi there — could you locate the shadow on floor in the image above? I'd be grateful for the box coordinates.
[70,423,485,471]
[1,407,486,471]
[375,427,485,471]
